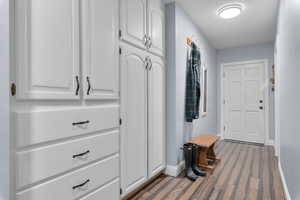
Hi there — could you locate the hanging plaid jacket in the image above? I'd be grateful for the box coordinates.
[185,43,201,122]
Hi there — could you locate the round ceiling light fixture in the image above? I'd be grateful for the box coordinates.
[217,3,244,19]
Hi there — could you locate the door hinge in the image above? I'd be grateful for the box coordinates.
[224,126,226,131]
[119,30,122,38]
[223,72,226,78]
[119,118,122,125]
[11,83,16,96]
[223,99,226,104]
[120,188,123,195]
[119,47,122,55]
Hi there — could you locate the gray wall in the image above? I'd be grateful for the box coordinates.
[216,43,275,140]
[276,0,300,199]
[0,0,10,199]
[165,2,218,166]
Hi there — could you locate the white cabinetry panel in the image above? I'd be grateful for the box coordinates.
[148,0,165,56]
[15,106,119,147]
[120,45,148,196]
[148,55,166,178]
[15,0,80,99]
[16,155,119,200]
[17,130,119,189]
[120,0,147,49]
[81,0,119,99]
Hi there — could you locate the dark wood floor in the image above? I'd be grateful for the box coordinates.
[128,140,285,200]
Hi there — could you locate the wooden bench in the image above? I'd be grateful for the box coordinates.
[189,134,220,172]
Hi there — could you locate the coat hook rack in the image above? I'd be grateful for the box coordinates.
[186,37,201,51]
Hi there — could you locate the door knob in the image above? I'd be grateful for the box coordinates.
[259,106,264,110]
[259,100,263,103]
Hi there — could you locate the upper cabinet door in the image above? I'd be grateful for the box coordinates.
[120,0,148,49]
[147,55,166,178]
[120,45,148,196]
[81,0,119,100]
[148,0,165,56]
[15,0,80,100]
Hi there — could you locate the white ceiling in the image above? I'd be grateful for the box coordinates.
[166,0,279,49]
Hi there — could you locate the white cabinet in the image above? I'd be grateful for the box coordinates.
[120,0,148,49]
[13,1,121,200]
[81,0,119,99]
[120,45,148,195]
[148,55,166,178]
[15,0,119,100]
[120,45,165,196]
[148,0,165,56]
[120,0,164,56]
[15,0,80,100]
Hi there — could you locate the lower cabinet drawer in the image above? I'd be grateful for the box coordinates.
[15,105,119,148]
[17,130,119,189]
[16,155,119,200]
[80,179,119,200]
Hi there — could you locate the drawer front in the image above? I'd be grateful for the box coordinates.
[17,130,119,189]
[17,155,119,200]
[15,105,119,147]
[80,179,119,200]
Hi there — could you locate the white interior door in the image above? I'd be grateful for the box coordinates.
[148,0,164,56]
[120,0,147,49]
[148,55,165,178]
[81,0,119,100]
[120,45,148,196]
[15,0,80,100]
[224,61,266,144]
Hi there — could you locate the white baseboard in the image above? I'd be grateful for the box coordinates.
[278,160,291,200]
[217,133,224,140]
[266,139,275,146]
[164,161,185,177]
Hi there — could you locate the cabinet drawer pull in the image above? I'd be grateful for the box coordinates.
[86,76,92,95]
[144,57,149,69]
[143,35,148,46]
[72,150,90,159]
[72,179,90,190]
[75,76,80,96]
[148,59,153,70]
[72,120,90,126]
[147,37,152,49]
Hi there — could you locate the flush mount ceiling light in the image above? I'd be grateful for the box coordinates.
[217,3,244,19]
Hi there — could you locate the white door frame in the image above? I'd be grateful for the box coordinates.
[220,59,270,145]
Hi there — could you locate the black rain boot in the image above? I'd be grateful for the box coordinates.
[183,144,198,181]
[191,144,207,177]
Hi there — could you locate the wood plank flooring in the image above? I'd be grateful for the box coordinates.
[127,140,285,200]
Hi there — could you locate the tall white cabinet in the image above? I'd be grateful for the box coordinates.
[13,0,120,200]
[12,0,165,199]
[147,55,166,178]
[120,0,166,197]
[120,46,149,195]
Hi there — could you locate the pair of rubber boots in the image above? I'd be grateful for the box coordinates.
[183,143,207,181]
